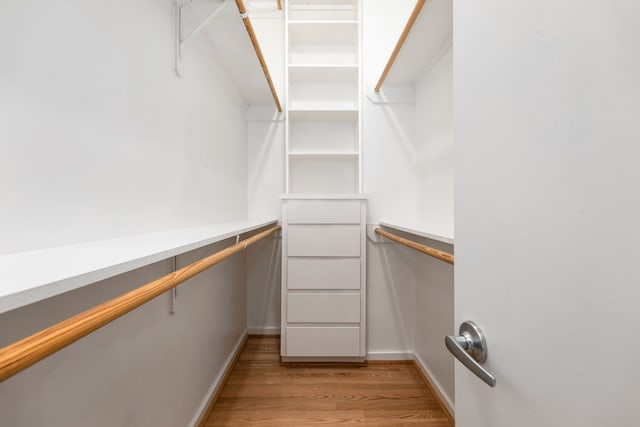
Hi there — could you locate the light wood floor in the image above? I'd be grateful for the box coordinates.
[203,336,453,426]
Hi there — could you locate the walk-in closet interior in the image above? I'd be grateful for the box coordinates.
[4,0,638,426]
[3,0,453,424]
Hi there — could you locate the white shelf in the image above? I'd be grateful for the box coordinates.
[282,193,368,200]
[378,220,454,245]
[289,63,357,108]
[289,157,358,194]
[0,219,278,314]
[288,64,359,70]
[288,100,357,110]
[383,0,452,86]
[289,111,358,152]
[289,21,358,44]
[288,0,358,21]
[289,65,358,83]
[289,152,359,158]
[289,21,358,66]
[289,20,358,25]
[183,1,280,107]
[288,107,358,116]
[285,0,362,194]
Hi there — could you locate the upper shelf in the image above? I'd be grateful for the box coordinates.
[378,220,454,245]
[288,0,358,21]
[0,219,278,314]
[375,0,452,90]
[181,0,282,111]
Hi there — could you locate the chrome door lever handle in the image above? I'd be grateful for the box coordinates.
[445,321,496,387]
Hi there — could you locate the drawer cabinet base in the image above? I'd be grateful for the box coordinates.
[285,326,361,357]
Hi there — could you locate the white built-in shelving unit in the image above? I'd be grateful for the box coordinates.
[281,0,366,362]
[285,0,362,193]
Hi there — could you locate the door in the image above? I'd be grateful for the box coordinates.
[454,1,640,426]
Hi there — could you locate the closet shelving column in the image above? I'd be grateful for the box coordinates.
[285,0,362,193]
[281,0,365,362]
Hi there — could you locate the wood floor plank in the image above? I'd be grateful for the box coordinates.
[203,336,453,426]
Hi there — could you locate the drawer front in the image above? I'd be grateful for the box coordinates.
[286,326,360,357]
[287,200,361,224]
[288,258,360,290]
[287,225,361,257]
[287,292,361,323]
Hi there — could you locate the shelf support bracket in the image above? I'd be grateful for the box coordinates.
[170,256,178,314]
[175,0,232,77]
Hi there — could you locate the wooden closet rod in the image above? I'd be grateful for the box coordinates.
[0,226,280,382]
[375,227,454,265]
[235,0,283,112]
[374,0,427,92]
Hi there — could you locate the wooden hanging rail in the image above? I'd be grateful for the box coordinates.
[235,0,283,112]
[374,0,427,92]
[0,226,280,382]
[375,227,454,265]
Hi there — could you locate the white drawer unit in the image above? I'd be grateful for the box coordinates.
[287,258,360,290]
[286,327,361,357]
[287,225,361,257]
[287,200,361,224]
[281,196,367,362]
[287,293,361,323]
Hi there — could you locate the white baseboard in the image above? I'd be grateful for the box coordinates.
[189,330,248,427]
[413,353,455,419]
[247,326,280,335]
[366,351,415,361]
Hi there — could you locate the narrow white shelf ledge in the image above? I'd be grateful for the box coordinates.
[378,220,454,245]
[383,0,452,87]
[282,193,368,200]
[288,64,359,69]
[289,65,358,83]
[288,109,358,121]
[288,102,358,110]
[288,20,358,25]
[0,219,278,314]
[289,151,358,158]
[289,22,357,44]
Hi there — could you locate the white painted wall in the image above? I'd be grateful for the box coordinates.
[414,237,454,411]
[246,107,285,221]
[416,47,453,230]
[366,241,417,358]
[246,232,282,334]
[0,0,252,424]
[245,0,285,223]
[244,3,286,333]
[413,46,455,409]
[361,0,419,357]
[0,240,247,427]
[364,2,454,398]
[0,0,248,255]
